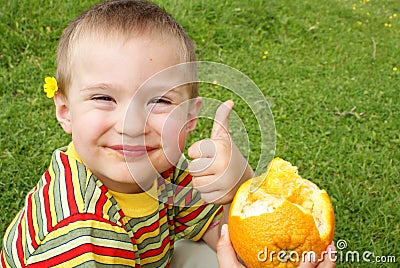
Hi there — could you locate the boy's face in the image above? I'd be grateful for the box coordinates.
[55,34,200,193]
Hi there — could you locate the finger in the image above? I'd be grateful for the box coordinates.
[217,224,244,268]
[210,100,234,139]
[199,189,234,204]
[188,158,215,176]
[191,173,222,190]
[298,251,316,268]
[317,243,336,268]
[188,139,216,159]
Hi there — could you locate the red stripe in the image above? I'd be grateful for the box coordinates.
[159,207,166,218]
[98,184,125,225]
[95,185,109,216]
[134,221,159,239]
[55,213,121,230]
[133,208,166,238]
[178,173,192,187]
[140,234,170,259]
[185,191,192,206]
[178,205,205,223]
[175,225,186,233]
[60,153,79,215]
[27,243,135,267]
[16,217,25,266]
[0,251,7,268]
[161,167,174,180]
[26,191,39,249]
[215,206,223,216]
[175,173,192,197]
[117,209,125,223]
[43,171,52,232]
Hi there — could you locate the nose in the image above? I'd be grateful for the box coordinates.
[115,101,147,138]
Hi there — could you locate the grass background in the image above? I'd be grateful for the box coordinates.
[1,0,399,266]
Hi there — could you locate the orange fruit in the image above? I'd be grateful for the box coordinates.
[228,158,334,268]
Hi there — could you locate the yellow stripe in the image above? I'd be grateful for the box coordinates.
[47,161,58,228]
[20,211,27,264]
[87,186,102,214]
[64,143,85,212]
[135,227,160,244]
[102,195,114,222]
[53,252,134,267]
[64,142,82,163]
[177,199,209,219]
[55,152,69,218]
[130,208,168,244]
[140,240,170,265]
[41,220,127,243]
[29,189,41,248]
[1,248,14,268]
[31,236,132,260]
[136,215,168,243]
[69,156,84,212]
[10,228,21,267]
[191,207,222,241]
[176,169,189,183]
[29,236,133,266]
[139,226,169,252]
[28,221,132,265]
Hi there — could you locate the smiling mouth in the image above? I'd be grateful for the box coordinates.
[108,145,157,158]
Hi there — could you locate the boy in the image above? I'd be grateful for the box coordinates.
[1,0,252,267]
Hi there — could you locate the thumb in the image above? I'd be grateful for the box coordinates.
[217,224,244,268]
[210,100,234,139]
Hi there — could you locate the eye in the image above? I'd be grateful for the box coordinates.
[148,97,172,105]
[91,95,116,103]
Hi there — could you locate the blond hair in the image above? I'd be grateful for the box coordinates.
[56,0,197,96]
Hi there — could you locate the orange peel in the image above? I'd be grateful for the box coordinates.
[228,158,335,267]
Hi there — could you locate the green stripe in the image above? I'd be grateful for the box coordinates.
[75,260,133,268]
[51,151,64,221]
[3,211,23,266]
[30,226,132,256]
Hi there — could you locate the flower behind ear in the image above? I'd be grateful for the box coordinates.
[43,77,58,98]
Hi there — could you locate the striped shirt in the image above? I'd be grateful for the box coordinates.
[1,145,223,267]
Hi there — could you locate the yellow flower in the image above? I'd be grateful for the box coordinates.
[357,21,363,25]
[261,50,269,60]
[43,77,58,98]
[393,67,398,72]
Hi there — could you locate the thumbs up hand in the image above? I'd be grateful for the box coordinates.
[188,100,254,204]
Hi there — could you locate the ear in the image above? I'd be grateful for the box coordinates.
[185,97,202,133]
[54,93,72,134]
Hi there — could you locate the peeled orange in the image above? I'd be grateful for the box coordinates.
[228,158,334,268]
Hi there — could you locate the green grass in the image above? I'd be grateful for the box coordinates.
[1,0,399,267]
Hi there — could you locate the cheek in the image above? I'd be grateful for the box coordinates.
[150,112,189,161]
[70,111,110,142]
[163,120,187,151]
